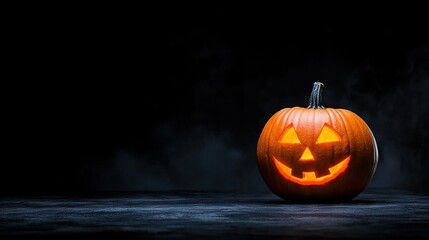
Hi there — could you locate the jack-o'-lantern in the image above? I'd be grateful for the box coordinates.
[256,82,378,202]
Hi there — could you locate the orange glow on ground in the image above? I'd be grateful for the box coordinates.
[299,147,315,161]
[316,124,341,144]
[273,156,350,185]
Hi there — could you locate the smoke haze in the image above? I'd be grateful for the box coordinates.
[2,7,429,195]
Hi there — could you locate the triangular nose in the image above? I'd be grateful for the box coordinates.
[299,147,315,161]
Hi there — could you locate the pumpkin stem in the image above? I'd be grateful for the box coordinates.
[308,81,325,109]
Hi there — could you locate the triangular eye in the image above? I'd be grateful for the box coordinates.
[279,125,301,144]
[316,124,341,144]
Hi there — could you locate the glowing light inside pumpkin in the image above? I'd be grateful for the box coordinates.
[316,124,341,144]
[278,125,301,144]
[299,147,315,161]
[273,155,350,185]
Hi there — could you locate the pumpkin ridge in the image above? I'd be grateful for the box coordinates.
[325,108,337,172]
[268,108,293,186]
[294,107,305,140]
[262,109,287,185]
[331,108,351,158]
[276,108,300,166]
[343,109,377,190]
[341,109,370,191]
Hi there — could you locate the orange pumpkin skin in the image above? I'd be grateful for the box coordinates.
[256,82,378,202]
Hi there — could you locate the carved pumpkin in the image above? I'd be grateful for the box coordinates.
[256,82,378,202]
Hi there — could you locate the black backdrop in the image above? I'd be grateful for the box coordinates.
[3,5,429,195]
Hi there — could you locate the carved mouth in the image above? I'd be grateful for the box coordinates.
[273,155,351,185]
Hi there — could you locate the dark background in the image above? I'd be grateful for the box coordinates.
[3,5,429,196]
